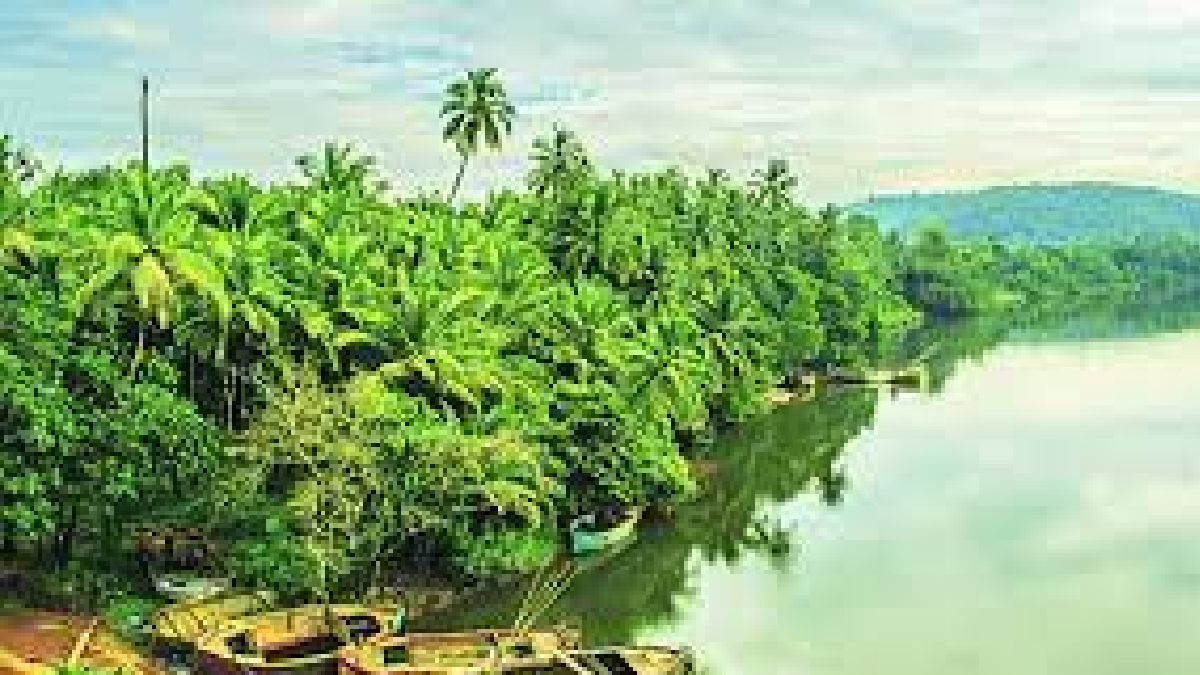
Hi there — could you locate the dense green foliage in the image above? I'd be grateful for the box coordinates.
[2,100,1199,604]
[853,182,1200,242]
[889,223,1200,317]
[0,136,915,598]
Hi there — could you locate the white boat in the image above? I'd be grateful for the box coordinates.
[153,575,232,602]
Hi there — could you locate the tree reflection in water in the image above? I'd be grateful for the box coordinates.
[427,388,879,646]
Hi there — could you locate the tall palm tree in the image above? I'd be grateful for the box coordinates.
[200,225,297,428]
[440,68,517,202]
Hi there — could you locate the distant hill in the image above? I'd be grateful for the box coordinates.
[846,182,1200,242]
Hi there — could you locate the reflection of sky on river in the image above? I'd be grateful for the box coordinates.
[641,329,1200,675]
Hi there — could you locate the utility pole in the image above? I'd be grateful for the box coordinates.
[141,75,149,171]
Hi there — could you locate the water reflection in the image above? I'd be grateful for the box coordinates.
[433,296,1200,674]
[429,387,880,645]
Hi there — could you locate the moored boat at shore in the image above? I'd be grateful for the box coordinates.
[824,363,928,387]
[194,604,395,675]
[339,630,694,674]
[568,506,645,557]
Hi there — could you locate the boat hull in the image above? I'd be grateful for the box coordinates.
[569,507,644,557]
[339,643,691,674]
[337,627,580,675]
[197,648,340,675]
[194,605,395,675]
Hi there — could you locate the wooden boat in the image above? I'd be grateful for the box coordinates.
[337,628,581,673]
[568,506,644,557]
[561,647,695,675]
[194,604,396,675]
[336,627,577,673]
[824,363,928,388]
[763,387,816,406]
[152,590,276,648]
[781,367,820,390]
[764,388,796,405]
[340,639,692,674]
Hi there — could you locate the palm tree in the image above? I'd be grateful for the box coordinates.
[0,135,39,190]
[371,265,514,410]
[68,165,231,374]
[440,68,517,202]
[191,174,292,233]
[527,125,592,197]
[295,143,389,197]
[750,158,799,204]
[200,225,297,428]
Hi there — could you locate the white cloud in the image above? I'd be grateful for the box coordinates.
[8,0,1200,201]
[1037,475,1200,556]
[1083,0,1200,31]
[251,0,388,32]
[67,14,169,48]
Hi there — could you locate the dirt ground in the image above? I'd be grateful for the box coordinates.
[0,611,162,675]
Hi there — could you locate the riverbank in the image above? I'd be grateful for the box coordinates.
[0,610,161,675]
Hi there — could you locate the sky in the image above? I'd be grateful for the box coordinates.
[4,0,1200,203]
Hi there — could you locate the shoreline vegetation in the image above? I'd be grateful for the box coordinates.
[3,68,1200,625]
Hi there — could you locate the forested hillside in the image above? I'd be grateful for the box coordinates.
[849,182,1200,242]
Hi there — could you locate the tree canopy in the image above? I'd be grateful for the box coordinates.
[2,97,1198,607]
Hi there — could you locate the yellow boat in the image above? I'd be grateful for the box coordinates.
[339,630,695,674]
[193,605,394,675]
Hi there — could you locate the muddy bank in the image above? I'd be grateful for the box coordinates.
[0,611,161,675]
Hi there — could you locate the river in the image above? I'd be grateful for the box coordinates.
[431,301,1200,674]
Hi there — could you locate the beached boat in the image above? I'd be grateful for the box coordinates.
[340,638,691,675]
[762,387,816,405]
[560,647,695,675]
[337,627,581,674]
[764,388,796,405]
[152,590,276,651]
[781,367,820,390]
[194,604,396,675]
[568,506,644,557]
[153,574,232,603]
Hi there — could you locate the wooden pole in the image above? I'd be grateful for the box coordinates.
[67,616,102,665]
[140,76,149,171]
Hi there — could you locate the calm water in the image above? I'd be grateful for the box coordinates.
[437,303,1200,674]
